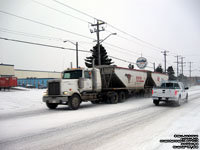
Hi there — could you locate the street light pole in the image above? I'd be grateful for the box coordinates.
[99,33,117,44]
[63,40,79,68]
[76,42,78,68]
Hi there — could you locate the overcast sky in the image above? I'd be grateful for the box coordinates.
[0,0,200,76]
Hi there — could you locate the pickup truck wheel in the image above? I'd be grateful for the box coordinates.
[119,91,126,102]
[153,100,159,106]
[46,102,58,109]
[177,96,181,106]
[185,94,188,103]
[68,94,81,110]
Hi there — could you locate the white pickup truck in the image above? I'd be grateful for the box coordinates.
[152,81,189,106]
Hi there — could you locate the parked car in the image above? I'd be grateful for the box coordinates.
[26,84,35,88]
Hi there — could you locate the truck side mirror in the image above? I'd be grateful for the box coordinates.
[185,87,189,90]
[78,78,84,89]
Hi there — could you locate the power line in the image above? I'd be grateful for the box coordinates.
[0,36,89,53]
[1,36,154,68]
[107,24,164,52]
[32,0,92,24]
[106,30,162,53]
[0,10,94,40]
[52,0,97,20]
[0,27,62,41]
[30,1,175,65]
[0,27,156,64]
[52,0,170,53]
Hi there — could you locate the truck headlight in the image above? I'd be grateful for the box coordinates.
[43,92,47,96]
[63,91,68,95]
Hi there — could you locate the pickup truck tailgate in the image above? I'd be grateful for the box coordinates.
[153,89,175,98]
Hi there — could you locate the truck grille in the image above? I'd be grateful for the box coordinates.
[48,82,60,95]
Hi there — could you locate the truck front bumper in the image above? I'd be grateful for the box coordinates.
[43,96,68,104]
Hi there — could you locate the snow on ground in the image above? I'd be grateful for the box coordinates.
[0,87,45,114]
[0,85,199,114]
[0,86,200,150]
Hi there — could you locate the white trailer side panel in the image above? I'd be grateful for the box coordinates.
[115,67,147,89]
[151,72,168,87]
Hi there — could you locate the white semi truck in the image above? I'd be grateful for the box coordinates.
[43,65,168,110]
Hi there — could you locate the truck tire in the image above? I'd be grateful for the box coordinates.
[107,92,118,104]
[68,94,81,110]
[46,102,58,109]
[119,91,126,102]
[153,100,159,106]
[185,94,188,103]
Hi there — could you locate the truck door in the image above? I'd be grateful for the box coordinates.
[83,71,92,91]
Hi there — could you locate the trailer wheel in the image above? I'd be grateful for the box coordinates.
[153,100,159,106]
[119,91,126,102]
[46,102,58,109]
[68,94,81,110]
[107,92,118,104]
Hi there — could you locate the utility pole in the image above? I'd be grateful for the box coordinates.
[161,50,169,73]
[188,62,193,78]
[91,20,105,65]
[174,55,181,78]
[153,62,155,72]
[180,57,186,75]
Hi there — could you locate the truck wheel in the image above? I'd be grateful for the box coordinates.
[153,100,159,106]
[119,91,126,102]
[177,96,181,106]
[46,102,58,109]
[107,92,118,104]
[68,94,81,110]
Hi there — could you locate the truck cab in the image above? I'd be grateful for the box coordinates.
[43,68,101,110]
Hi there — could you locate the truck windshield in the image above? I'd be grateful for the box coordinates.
[160,83,180,89]
[63,70,82,79]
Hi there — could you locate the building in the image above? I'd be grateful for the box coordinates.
[16,69,61,88]
[0,64,15,77]
[0,64,61,88]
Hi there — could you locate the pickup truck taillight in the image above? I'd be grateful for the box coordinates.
[175,90,178,96]
[152,90,154,95]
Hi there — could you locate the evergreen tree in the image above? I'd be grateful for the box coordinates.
[85,44,114,68]
[167,66,176,80]
[155,64,163,73]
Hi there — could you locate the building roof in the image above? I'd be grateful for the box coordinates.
[0,63,14,66]
[15,69,61,73]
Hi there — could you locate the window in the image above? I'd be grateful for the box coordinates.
[161,82,180,89]
[63,70,82,79]
[84,71,91,79]
[174,83,180,89]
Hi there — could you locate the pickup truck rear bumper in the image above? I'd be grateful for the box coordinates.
[152,96,178,101]
[43,96,68,104]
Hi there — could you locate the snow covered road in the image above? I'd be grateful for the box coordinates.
[0,87,200,150]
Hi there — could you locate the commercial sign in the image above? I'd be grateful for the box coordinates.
[136,57,148,69]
